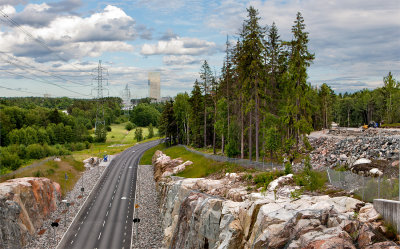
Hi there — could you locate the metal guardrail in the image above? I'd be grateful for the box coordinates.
[181,145,284,171]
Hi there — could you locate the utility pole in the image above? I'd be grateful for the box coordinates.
[122,84,131,116]
[92,60,109,131]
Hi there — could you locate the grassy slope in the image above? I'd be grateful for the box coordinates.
[140,144,251,178]
[0,156,84,196]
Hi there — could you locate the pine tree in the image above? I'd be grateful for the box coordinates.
[199,60,213,148]
[286,12,315,150]
[238,6,266,161]
[189,80,203,147]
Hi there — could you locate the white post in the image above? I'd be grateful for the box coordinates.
[398,151,400,200]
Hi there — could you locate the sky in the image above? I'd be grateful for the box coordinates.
[0,0,399,99]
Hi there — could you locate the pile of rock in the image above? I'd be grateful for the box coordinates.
[154,151,399,249]
[308,135,400,170]
[0,177,61,248]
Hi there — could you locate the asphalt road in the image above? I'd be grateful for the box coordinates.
[57,140,160,249]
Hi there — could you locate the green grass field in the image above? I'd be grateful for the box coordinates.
[140,144,252,178]
[73,122,160,162]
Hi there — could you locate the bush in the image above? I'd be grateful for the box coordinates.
[254,171,284,188]
[26,144,46,159]
[147,123,154,138]
[294,170,327,191]
[134,128,143,142]
[0,151,21,170]
[284,162,292,175]
[34,170,42,177]
[125,122,135,131]
[43,144,58,156]
[106,126,112,132]
[74,142,86,151]
[226,140,240,157]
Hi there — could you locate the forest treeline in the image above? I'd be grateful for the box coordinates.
[159,7,399,162]
[0,96,164,171]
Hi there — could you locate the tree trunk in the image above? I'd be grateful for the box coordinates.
[221,134,225,155]
[249,110,252,161]
[347,109,350,127]
[241,99,244,159]
[255,85,259,162]
[204,97,207,148]
[186,117,190,145]
[213,104,216,155]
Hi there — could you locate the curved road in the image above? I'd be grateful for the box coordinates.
[57,140,160,249]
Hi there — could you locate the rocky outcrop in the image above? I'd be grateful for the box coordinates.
[0,177,61,249]
[154,151,399,249]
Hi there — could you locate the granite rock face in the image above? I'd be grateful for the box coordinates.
[0,177,61,249]
[154,151,399,249]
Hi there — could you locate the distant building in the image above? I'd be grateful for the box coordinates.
[160,96,172,103]
[148,72,160,102]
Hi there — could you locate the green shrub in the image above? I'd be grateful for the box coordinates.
[74,142,86,151]
[134,128,143,142]
[294,170,327,191]
[147,123,154,139]
[46,168,55,175]
[284,162,292,175]
[34,170,42,177]
[0,151,21,170]
[125,122,135,131]
[254,171,284,188]
[26,144,46,159]
[290,189,303,200]
[43,144,58,156]
[226,140,240,157]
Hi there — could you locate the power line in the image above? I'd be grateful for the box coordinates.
[0,85,43,95]
[0,69,92,97]
[0,9,89,74]
[0,51,91,86]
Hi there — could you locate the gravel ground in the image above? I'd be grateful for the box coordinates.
[131,164,164,249]
[23,165,106,249]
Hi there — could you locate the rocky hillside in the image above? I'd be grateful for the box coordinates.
[153,150,399,249]
[307,128,400,176]
[0,177,61,249]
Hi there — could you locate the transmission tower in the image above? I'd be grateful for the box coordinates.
[122,84,131,116]
[92,60,109,131]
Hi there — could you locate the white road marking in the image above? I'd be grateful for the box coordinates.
[106,211,109,217]
[78,227,80,231]
[70,240,74,244]
[98,232,102,240]
[103,220,105,227]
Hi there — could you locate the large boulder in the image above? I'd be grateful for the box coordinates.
[0,177,61,248]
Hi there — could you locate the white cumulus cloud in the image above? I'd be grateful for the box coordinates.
[141,37,216,56]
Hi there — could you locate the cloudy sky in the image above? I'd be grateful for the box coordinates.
[0,0,398,98]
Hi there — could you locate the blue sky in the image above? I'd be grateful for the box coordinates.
[0,0,399,98]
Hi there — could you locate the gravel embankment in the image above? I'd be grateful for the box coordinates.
[24,165,106,249]
[131,164,164,249]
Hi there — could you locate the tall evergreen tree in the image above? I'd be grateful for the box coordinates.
[238,6,266,161]
[199,60,213,148]
[285,12,315,150]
